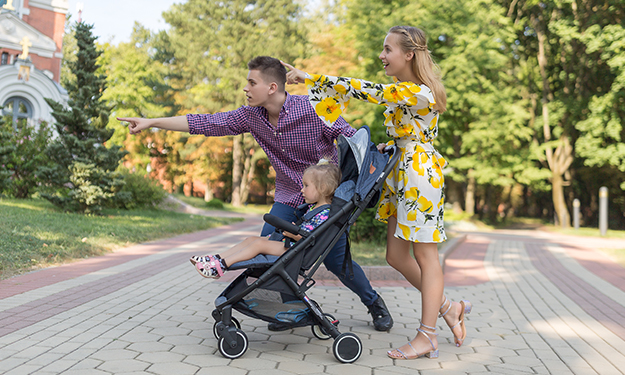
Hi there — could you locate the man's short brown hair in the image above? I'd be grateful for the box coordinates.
[248,56,287,92]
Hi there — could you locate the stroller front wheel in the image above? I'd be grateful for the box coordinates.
[311,313,338,340]
[332,332,362,363]
[218,328,248,359]
[213,316,241,339]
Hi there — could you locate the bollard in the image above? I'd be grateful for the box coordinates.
[599,187,608,236]
[573,199,580,230]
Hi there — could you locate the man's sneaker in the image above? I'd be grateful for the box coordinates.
[367,293,393,331]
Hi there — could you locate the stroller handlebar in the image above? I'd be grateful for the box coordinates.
[263,213,309,238]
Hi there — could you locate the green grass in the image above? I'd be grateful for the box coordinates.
[0,197,241,279]
[173,193,272,215]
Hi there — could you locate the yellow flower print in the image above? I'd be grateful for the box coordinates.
[396,168,406,184]
[405,187,419,201]
[404,82,422,94]
[315,97,341,124]
[412,159,426,176]
[379,202,393,217]
[420,152,429,164]
[417,107,430,116]
[433,229,441,242]
[335,84,347,95]
[393,108,403,124]
[417,196,433,213]
[383,85,403,102]
[351,78,361,90]
[367,94,379,104]
[407,209,417,222]
[430,176,442,189]
[429,116,438,129]
[437,155,447,169]
[399,223,411,239]
[438,196,444,209]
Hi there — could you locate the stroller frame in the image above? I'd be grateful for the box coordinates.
[210,127,400,363]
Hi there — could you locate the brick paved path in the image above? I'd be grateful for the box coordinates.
[1,218,625,374]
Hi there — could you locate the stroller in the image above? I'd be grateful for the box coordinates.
[211,126,399,363]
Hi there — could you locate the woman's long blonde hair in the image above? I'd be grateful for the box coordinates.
[388,26,447,113]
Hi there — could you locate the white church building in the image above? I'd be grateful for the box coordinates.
[0,0,69,125]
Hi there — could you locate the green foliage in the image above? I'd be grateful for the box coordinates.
[0,117,52,198]
[351,208,388,245]
[163,0,308,110]
[112,169,168,209]
[205,198,225,209]
[40,22,127,213]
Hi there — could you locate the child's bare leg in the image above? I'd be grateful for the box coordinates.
[218,237,264,260]
[222,237,286,266]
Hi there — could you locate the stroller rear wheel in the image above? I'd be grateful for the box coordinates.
[332,332,362,363]
[213,316,241,339]
[311,313,338,340]
[218,328,248,359]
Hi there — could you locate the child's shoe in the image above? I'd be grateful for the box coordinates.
[190,255,224,279]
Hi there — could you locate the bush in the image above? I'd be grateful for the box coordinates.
[0,118,52,198]
[205,198,225,209]
[350,208,388,244]
[112,169,167,209]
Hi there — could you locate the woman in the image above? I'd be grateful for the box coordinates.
[283,25,471,360]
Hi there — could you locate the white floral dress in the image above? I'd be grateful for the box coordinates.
[306,74,447,243]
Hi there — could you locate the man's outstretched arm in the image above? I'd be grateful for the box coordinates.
[117,116,189,135]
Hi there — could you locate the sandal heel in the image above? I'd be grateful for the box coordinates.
[426,349,439,359]
[462,300,472,315]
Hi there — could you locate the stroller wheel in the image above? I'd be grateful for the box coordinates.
[311,313,338,340]
[218,329,248,359]
[332,332,362,363]
[213,316,241,339]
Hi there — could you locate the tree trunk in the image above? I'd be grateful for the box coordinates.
[240,146,255,204]
[533,14,573,228]
[231,134,244,207]
[465,169,476,216]
[552,172,570,228]
[204,179,213,202]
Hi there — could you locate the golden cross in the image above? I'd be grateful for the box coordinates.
[2,0,16,11]
[19,36,32,60]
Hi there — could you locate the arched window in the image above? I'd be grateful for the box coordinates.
[1,52,9,65]
[2,96,33,125]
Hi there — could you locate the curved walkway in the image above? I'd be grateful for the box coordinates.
[1,217,624,374]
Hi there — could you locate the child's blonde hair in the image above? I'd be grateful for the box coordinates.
[388,26,447,113]
[303,160,341,203]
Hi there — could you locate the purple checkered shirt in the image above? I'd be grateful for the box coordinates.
[187,93,356,208]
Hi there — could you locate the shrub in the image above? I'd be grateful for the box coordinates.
[112,169,167,209]
[205,198,225,209]
[0,118,52,198]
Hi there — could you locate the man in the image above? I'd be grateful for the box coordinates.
[118,56,393,332]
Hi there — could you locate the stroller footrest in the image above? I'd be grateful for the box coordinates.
[228,254,279,270]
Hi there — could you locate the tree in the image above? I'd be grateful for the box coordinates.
[40,22,126,213]
[161,0,308,206]
[502,0,623,227]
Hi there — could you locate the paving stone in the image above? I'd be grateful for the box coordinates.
[146,361,201,375]
[97,359,149,373]
[3,364,43,375]
[278,360,325,373]
[90,348,138,361]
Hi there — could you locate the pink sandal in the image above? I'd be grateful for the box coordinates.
[191,255,224,279]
